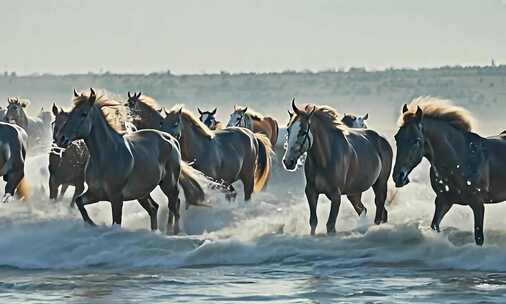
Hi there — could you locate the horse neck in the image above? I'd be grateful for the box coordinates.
[307,121,342,168]
[84,106,125,162]
[423,119,468,173]
[179,118,210,160]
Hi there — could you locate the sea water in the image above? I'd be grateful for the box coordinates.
[0,152,505,303]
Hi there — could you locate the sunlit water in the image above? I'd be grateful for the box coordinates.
[1,151,506,303]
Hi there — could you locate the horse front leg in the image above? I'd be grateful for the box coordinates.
[431,196,452,232]
[111,200,124,226]
[305,185,319,235]
[470,203,485,246]
[325,191,342,235]
[75,191,99,226]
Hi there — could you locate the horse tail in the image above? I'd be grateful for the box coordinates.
[253,133,273,192]
[179,162,208,208]
[15,176,29,201]
[271,118,279,146]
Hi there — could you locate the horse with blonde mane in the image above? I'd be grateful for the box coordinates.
[283,99,392,235]
[54,89,205,234]
[392,97,506,245]
[227,105,279,146]
[162,105,273,201]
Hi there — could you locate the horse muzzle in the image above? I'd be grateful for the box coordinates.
[393,169,410,187]
[282,158,297,171]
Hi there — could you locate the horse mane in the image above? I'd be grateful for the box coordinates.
[235,106,264,120]
[136,95,161,111]
[173,104,214,139]
[74,91,129,135]
[7,97,30,107]
[298,104,345,130]
[399,96,475,132]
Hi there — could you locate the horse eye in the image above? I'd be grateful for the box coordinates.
[81,112,88,117]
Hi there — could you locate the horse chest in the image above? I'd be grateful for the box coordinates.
[431,167,485,202]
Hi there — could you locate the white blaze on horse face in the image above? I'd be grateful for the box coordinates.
[228,112,243,127]
[201,113,210,124]
[285,120,303,160]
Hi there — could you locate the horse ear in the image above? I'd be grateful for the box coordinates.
[89,88,96,104]
[415,106,423,123]
[211,108,217,115]
[52,103,59,116]
[137,92,142,98]
[363,113,369,120]
[178,107,183,115]
[243,107,248,113]
[288,110,294,117]
[198,107,203,115]
[292,98,302,115]
[128,91,132,98]
[402,104,409,113]
[74,89,79,98]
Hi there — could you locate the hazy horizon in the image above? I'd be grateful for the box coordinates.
[2,0,506,75]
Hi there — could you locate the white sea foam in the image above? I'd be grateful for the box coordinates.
[1,149,506,272]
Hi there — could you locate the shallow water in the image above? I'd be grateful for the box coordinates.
[1,153,506,303]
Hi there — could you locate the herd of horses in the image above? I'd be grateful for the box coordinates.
[0,88,504,246]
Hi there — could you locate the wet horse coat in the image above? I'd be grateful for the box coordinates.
[392,97,506,245]
[283,100,392,235]
[55,89,204,234]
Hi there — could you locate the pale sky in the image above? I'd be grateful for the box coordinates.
[2,0,505,75]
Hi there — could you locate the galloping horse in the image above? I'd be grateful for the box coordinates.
[392,97,506,245]
[227,105,279,146]
[4,97,51,148]
[198,107,224,130]
[341,113,368,128]
[54,89,204,234]
[49,103,88,207]
[283,100,392,235]
[162,106,273,201]
[0,122,29,202]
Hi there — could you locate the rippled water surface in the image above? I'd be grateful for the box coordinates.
[1,152,506,303]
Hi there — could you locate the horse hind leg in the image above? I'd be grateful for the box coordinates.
[4,170,24,202]
[347,193,367,217]
[138,195,159,231]
[160,180,181,235]
[372,176,388,225]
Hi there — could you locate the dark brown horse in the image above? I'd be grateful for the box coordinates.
[283,100,392,235]
[198,107,224,130]
[227,105,279,146]
[49,103,87,207]
[54,89,204,234]
[0,122,29,202]
[162,106,273,201]
[392,97,506,245]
